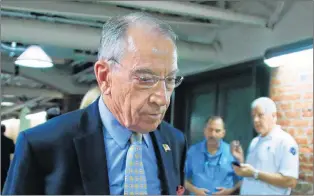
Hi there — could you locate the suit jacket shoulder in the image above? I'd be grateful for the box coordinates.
[159,121,186,144]
[3,101,103,195]
[23,108,84,149]
[20,104,98,175]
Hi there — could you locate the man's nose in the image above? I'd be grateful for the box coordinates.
[149,82,169,107]
[207,130,215,137]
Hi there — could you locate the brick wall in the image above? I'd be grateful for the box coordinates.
[270,61,313,194]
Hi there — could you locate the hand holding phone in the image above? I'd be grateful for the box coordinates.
[231,140,244,163]
[232,161,241,167]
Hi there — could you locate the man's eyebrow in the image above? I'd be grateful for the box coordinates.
[132,68,179,76]
[133,68,156,75]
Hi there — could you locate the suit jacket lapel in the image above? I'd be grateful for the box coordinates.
[151,128,177,195]
[73,98,110,195]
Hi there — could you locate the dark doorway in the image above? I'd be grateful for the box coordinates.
[172,59,270,153]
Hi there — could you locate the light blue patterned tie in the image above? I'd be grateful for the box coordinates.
[124,133,148,195]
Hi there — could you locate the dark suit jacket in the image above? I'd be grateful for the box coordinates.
[1,133,15,191]
[3,99,187,195]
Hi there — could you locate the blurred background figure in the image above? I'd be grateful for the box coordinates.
[185,116,242,195]
[79,86,101,109]
[1,124,15,192]
[233,97,299,195]
[46,107,61,120]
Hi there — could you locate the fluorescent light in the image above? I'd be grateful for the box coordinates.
[1,102,14,106]
[1,118,17,125]
[3,95,15,98]
[264,48,313,68]
[264,38,313,68]
[15,45,53,68]
[26,111,47,120]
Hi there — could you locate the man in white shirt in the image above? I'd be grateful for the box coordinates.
[231,97,299,195]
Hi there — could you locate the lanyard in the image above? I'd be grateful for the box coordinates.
[205,152,222,166]
[203,151,224,182]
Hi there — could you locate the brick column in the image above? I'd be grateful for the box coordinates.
[269,62,313,194]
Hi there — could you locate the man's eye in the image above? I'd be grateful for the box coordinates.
[166,77,176,83]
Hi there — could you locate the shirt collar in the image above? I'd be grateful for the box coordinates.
[98,96,149,149]
[259,125,281,140]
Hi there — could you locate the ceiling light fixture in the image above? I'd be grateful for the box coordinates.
[1,102,15,106]
[14,45,54,68]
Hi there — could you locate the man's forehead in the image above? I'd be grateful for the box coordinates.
[123,33,178,74]
[126,26,176,54]
[207,119,224,127]
[252,105,265,114]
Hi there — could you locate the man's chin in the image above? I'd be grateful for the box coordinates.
[207,139,219,146]
[255,128,266,136]
[129,121,161,133]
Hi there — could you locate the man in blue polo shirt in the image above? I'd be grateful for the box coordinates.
[184,116,242,195]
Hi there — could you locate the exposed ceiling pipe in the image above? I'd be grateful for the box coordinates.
[1,17,220,63]
[1,97,47,116]
[1,1,220,28]
[2,55,91,94]
[1,10,104,28]
[1,38,97,62]
[101,1,267,27]
[2,86,64,98]
[1,43,25,53]
[267,1,286,28]
[73,66,94,79]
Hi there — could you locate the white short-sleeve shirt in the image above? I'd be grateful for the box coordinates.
[240,125,299,195]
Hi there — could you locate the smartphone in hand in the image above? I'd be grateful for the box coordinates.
[232,161,241,167]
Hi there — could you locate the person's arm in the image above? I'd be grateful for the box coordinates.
[257,137,299,188]
[185,180,209,195]
[230,140,245,163]
[230,180,242,193]
[213,180,242,195]
[3,132,44,195]
[233,163,297,188]
[183,146,210,195]
[185,180,198,193]
[257,171,297,188]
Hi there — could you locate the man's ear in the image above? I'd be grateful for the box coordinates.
[222,129,226,138]
[94,60,111,95]
[272,112,277,123]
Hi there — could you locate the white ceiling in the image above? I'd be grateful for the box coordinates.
[1,0,313,118]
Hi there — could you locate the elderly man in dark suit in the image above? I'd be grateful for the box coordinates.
[3,12,187,195]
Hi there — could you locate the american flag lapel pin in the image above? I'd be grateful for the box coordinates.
[162,144,171,152]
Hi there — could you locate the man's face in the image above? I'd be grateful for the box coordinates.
[103,26,178,133]
[252,105,276,135]
[204,119,225,147]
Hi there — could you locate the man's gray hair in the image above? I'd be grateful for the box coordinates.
[251,97,277,114]
[97,12,177,62]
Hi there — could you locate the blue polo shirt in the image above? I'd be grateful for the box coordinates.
[185,139,242,195]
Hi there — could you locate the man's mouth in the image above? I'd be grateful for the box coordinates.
[147,113,162,119]
[207,138,218,143]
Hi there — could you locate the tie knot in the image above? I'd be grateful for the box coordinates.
[130,132,142,144]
